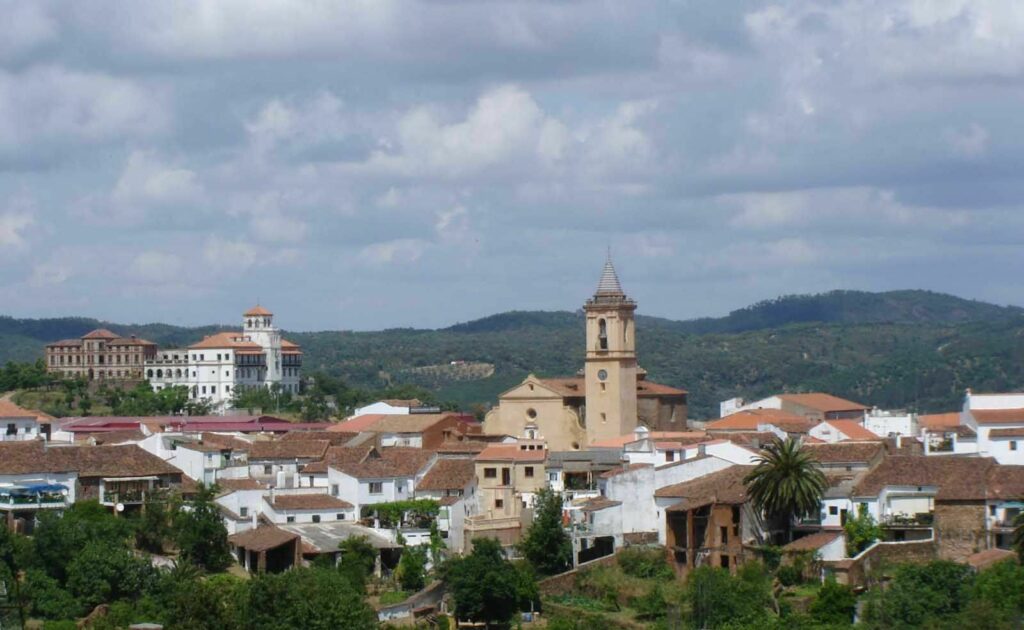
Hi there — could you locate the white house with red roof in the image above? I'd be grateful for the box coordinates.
[144,305,302,412]
[807,419,881,443]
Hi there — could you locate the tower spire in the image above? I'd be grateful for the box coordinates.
[595,250,625,297]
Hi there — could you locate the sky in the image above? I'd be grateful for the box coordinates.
[1,1,1023,331]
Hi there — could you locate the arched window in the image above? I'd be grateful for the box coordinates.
[156,369,163,378]
[175,369,182,378]
[598,318,608,350]
[247,319,252,328]
[147,369,154,378]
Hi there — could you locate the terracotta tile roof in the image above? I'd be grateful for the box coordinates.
[417,459,475,491]
[436,441,490,454]
[216,478,265,492]
[281,339,302,354]
[189,332,263,350]
[268,494,353,510]
[966,548,1017,570]
[657,466,753,509]
[599,463,652,478]
[301,445,377,474]
[244,305,273,316]
[80,429,146,445]
[438,495,463,506]
[989,428,1024,438]
[918,412,961,430]
[580,497,622,512]
[986,465,1024,500]
[971,409,1024,425]
[108,337,157,347]
[371,413,465,434]
[952,425,977,438]
[802,441,885,464]
[279,430,357,445]
[82,328,120,339]
[228,524,297,552]
[330,414,388,432]
[769,418,819,433]
[47,339,83,347]
[783,530,843,552]
[0,399,46,420]
[332,447,435,479]
[777,393,868,413]
[248,440,329,460]
[380,399,422,407]
[707,409,809,431]
[853,456,998,500]
[0,442,180,477]
[723,432,778,448]
[590,431,706,448]
[199,433,251,450]
[821,420,880,441]
[475,444,546,462]
[536,377,686,398]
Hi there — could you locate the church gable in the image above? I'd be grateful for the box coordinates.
[499,375,568,402]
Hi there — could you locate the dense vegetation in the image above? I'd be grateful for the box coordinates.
[546,550,1024,630]
[2,290,1024,417]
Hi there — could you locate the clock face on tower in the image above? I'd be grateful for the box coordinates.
[597,369,608,381]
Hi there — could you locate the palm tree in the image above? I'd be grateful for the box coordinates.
[1014,512,1024,562]
[744,437,827,544]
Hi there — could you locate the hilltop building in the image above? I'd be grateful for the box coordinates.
[45,329,158,381]
[484,256,687,450]
[145,305,303,412]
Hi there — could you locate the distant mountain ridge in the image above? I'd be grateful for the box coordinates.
[2,289,1023,418]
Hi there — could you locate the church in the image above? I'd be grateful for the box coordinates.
[484,256,688,451]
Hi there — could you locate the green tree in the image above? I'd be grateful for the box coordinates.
[32,501,133,583]
[133,490,173,553]
[966,559,1024,623]
[154,564,246,630]
[242,567,377,630]
[444,538,523,625]
[686,564,774,629]
[65,541,156,614]
[809,578,856,625]
[21,569,78,621]
[862,560,973,628]
[396,545,427,592]
[843,505,883,556]
[173,484,232,572]
[744,437,827,543]
[517,487,571,575]
[338,535,378,592]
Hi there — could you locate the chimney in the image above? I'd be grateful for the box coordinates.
[268,486,275,503]
[697,443,706,457]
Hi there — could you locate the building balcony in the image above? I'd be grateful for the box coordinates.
[0,485,69,510]
[881,512,934,527]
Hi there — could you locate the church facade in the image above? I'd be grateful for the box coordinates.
[484,257,687,450]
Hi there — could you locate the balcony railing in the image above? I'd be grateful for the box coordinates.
[882,512,934,527]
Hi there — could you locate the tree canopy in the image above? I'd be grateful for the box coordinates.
[744,437,827,542]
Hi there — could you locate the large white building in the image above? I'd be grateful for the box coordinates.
[145,305,303,412]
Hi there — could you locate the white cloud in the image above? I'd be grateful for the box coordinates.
[945,123,990,159]
[112,150,202,208]
[128,251,183,283]
[357,238,428,266]
[203,236,259,272]
[0,2,57,60]
[0,211,33,248]
[0,66,168,151]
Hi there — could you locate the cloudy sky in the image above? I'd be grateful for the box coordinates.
[1,1,1023,331]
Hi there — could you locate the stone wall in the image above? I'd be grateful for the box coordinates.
[829,539,935,587]
[537,552,621,596]
[935,502,987,562]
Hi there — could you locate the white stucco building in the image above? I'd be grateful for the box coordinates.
[145,306,303,413]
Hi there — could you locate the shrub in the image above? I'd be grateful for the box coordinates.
[617,547,674,580]
[777,564,802,587]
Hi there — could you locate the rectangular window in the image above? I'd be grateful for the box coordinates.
[666,451,675,462]
[201,386,206,394]
[211,386,216,394]
[286,516,295,523]
[524,466,534,478]
[720,555,730,569]
[484,467,497,479]
[495,498,504,509]
[1011,441,1018,451]
[502,468,511,485]
[216,354,221,361]
[336,513,345,520]
[331,484,339,496]
[369,482,383,494]
[6,423,16,435]
[240,507,248,517]
[312,514,321,523]
[263,464,272,475]
[720,526,728,544]
[990,505,997,516]
[829,506,838,515]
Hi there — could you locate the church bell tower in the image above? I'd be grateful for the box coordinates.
[583,253,638,444]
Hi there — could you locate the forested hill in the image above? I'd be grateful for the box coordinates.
[2,290,1023,418]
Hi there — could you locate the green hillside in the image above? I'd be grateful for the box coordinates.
[3,290,1023,418]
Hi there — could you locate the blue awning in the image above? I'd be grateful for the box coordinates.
[20,483,68,493]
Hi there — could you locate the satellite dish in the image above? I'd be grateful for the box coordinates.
[115,503,125,512]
